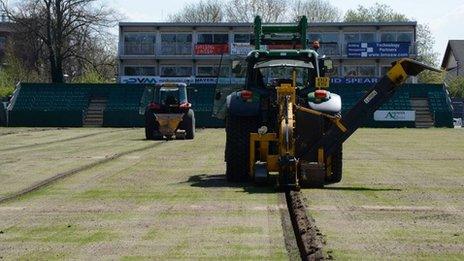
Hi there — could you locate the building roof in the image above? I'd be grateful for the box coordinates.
[119,21,417,28]
[441,40,464,68]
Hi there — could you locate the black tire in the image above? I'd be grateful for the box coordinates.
[182,109,195,140]
[145,109,155,140]
[225,112,258,182]
[325,145,342,184]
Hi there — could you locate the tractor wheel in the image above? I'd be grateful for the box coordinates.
[183,109,195,140]
[225,112,258,182]
[145,109,155,140]
[325,145,343,184]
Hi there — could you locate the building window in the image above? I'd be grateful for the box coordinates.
[197,33,229,44]
[197,66,230,77]
[358,66,376,77]
[124,33,156,55]
[343,66,376,77]
[160,66,192,77]
[344,33,360,43]
[233,33,251,43]
[380,32,396,42]
[397,32,413,42]
[160,33,192,55]
[308,32,339,55]
[329,66,339,77]
[360,33,375,42]
[343,66,358,77]
[124,66,156,76]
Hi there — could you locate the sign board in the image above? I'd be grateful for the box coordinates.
[231,43,253,55]
[194,44,229,55]
[347,42,410,58]
[315,77,330,88]
[120,76,195,85]
[120,76,246,85]
[194,77,236,84]
[330,77,380,84]
[374,110,415,121]
[121,76,383,85]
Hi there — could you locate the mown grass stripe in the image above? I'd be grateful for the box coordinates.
[0,141,165,204]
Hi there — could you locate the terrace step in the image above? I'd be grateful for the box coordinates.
[83,97,107,127]
[410,98,434,128]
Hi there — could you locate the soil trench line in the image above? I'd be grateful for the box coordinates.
[0,141,165,204]
[286,190,324,261]
[0,128,59,137]
[0,129,129,152]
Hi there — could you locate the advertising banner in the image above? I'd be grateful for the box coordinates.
[194,44,229,55]
[121,76,383,85]
[120,76,195,84]
[330,77,380,84]
[120,76,246,85]
[347,42,410,58]
[374,110,415,121]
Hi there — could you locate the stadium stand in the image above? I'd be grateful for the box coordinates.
[103,85,144,127]
[0,101,7,126]
[451,98,463,119]
[5,83,454,128]
[189,84,224,128]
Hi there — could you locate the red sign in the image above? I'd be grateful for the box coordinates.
[195,44,229,55]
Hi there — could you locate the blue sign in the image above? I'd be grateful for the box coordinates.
[347,42,410,58]
[331,77,380,84]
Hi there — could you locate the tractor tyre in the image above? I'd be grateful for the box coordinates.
[325,145,343,184]
[183,109,195,140]
[145,109,156,140]
[225,112,258,182]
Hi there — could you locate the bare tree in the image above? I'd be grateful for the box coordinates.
[225,0,288,23]
[2,0,119,83]
[168,0,223,23]
[291,0,341,22]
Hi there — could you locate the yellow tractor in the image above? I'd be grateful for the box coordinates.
[219,16,439,189]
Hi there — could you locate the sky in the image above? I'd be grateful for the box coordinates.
[108,0,464,62]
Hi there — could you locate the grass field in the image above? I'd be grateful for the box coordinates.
[303,129,464,260]
[0,127,463,260]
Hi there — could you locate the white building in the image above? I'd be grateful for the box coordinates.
[118,21,417,85]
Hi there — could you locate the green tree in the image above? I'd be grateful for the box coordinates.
[225,0,287,22]
[446,76,464,98]
[0,45,43,98]
[72,67,114,84]
[291,0,341,22]
[344,3,408,22]
[344,3,440,83]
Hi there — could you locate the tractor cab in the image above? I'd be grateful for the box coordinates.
[146,84,189,113]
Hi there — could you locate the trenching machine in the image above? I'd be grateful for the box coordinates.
[220,16,439,189]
